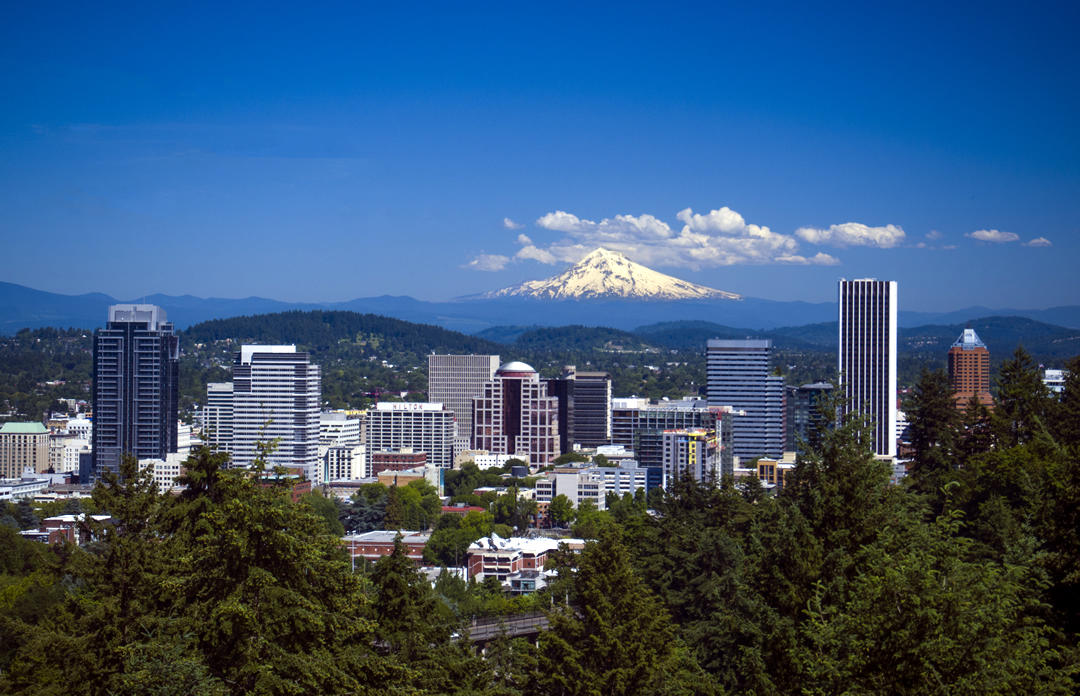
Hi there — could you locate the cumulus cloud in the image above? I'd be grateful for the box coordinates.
[1024,237,1052,247]
[463,254,510,271]
[503,217,524,230]
[966,229,1019,243]
[776,252,841,266]
[794,222,906,248]
[521,206,836,268]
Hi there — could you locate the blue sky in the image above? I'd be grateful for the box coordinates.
[1,2,1077,311]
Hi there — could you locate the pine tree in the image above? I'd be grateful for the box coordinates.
[536,526,714,696]
[993,345,1050,447]
[906,368,961,500]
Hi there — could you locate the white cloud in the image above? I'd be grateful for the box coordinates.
[794,222,906,248]
[966,229,1019,243]
[925,229,942,240]
[503,217,524,230]
[500,205,843,268]
[1024,236,1052,247]
[776,252,841,266]
[463,254,510,271]
[515,245,558,264]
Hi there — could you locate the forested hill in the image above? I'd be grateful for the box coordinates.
[633,316,1080,360]
[183,310,501,357]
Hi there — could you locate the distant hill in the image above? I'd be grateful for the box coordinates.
[632,317,1080,363]
[183,310,502,357]
[1,280,1078,340]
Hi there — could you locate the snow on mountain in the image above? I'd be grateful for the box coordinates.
[483,248,742,301]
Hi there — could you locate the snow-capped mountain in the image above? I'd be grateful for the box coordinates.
[483,248,742,301]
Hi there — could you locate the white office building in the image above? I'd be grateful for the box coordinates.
[231,345,322,484]
[838,279,898,458]
[427,354,499,451]
[200,382,234,452]
[365,402,455,469]
[320,410,363,446]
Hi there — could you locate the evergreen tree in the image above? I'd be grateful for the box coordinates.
[536,526,714,696]
[906,368,960,498]
[993,345,1051,447]
[1050,354,1080,449]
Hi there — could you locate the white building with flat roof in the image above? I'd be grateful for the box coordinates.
[838,279,898,458]
[231,345,322,484]
[366,402,455,469]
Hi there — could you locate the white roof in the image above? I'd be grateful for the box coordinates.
[239,345,296,364]
[468,533,584,555]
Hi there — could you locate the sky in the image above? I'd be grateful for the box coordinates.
[1,2,1078,311]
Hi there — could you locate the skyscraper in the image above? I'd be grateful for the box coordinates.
[427,354,500,451]
[706,339,785,461]
[231,345,322,484]
[199,382,234,452]
[473,361,560,465]
[92,304,179,478]
[545,365,612,450]
[838,279,897,458]
[947,328,992,410]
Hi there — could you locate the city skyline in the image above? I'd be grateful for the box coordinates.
[2,4,1078,312]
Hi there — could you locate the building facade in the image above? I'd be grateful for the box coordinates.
[948,328,993,409]
[612,397,734,476]
[0,423,49,478]
[92,305,179,478]
[706,339,785,461]
[837,279,898,458]
[785,382,834,452]
[199,382,234,452]
[427,354,500,452]
[472,361,561,465]
[230,345,322,484]
[661,428,720,485]
[365,402,454,469]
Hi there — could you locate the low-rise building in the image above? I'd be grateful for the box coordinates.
[323,444,368,481]
[465,534,585,582]
[756,452,797,490]
[342,530,431,565]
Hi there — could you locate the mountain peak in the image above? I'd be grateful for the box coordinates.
[483,248,742,301]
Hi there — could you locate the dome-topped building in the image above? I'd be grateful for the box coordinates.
[495,361,536,376]
[473,360,560,465]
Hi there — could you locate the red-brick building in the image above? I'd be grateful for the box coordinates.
[341,530,431,565]
[948,328,993,410]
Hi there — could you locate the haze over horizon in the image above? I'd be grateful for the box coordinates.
[2,3,1078,312]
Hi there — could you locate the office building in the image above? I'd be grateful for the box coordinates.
[948,328,993,410]
[427,354,500,451]
[231,345,322,484]
[365,402,454,469]
[323,444,367,481]
[92,305,179,478]
[544,376,575,454]
[199,382,234,452]
[473,361,561,465]
[1044,369,1067,396]
[320,410,363,446]
[611,397,734,476]
[707,339,785,461]
[838,279,898,458]
[661,429,720,485]
[546,366,611,449]
[0,423,49,478]
[785,382,834,452]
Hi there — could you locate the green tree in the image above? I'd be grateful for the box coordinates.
[1050,354,1080,449]
[547,494,575,528]
[906,368,960,500]
[536,526,713,696]
[993,345,1050,447]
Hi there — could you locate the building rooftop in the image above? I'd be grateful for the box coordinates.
[0,422,48,435]
[342,530,431,544]
[951,328,988,350]
[496,360,536,375]
[469,533,585,555]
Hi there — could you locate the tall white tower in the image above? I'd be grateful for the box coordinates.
[231,345,322,484]
[838,279,897,458]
